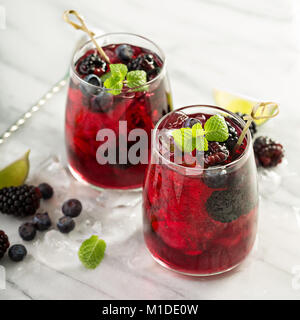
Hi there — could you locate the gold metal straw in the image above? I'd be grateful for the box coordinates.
[63,10,110,64]
[234,101,280,151]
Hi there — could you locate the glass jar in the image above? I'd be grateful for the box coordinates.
[65,33,172,190]
[143,105,258,276]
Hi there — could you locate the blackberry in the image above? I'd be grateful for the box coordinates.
[0,185,41,217]
[38,183,54,200]
[19,222,36,241]
[57,216,75,234]
[0,230,9,259]
[205,187,254,223]
[235,112,257,137]
[204,142,229,167]
[127,53,159,80]
[62,199,82,218]
[33,212,52,231]
[225,122,239,151]
[254,136,284,168]
[77,53,107,76]
[8,244,27,262]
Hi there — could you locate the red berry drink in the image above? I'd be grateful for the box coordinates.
[143,105,259,275]
[65,33,172,189]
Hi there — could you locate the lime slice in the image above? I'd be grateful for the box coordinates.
[0,150,30,189]
[213,89,271,126]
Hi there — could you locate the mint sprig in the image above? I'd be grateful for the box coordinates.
[204,114,229,142]
[171,125,208,152]
[78,235,106,269]
[172,128,194,152]
[103,63,148,95]
[171,115,229,152]
[127,70,148,91]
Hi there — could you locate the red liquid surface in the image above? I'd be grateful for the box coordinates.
[65,44,171,189]
[143,111,258,275]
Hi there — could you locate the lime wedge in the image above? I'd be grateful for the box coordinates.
[0,150,30,189]
[213,89,271,126]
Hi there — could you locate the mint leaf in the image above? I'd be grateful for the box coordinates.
[78,235,106,269]
[171,128,194,152]
[195,135,208,151]
[204,114,229,142]
[172,123,208,152]
[100,71,112,83]
[126,70,148,91]
[109,64,128,80]
[104,75,123,95]
[192,123,205,137]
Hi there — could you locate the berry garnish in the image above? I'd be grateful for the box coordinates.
[0,230,9,259]
[77,52,107,76]
[172,115,229,153]
[225,122,239,151]
[38,183,54,200]
[8,244,27,262]
[57,216,75,234]
[116,44,133,63]
[84,74,102,86]
[0,185,41,217]
[235,112,257,137]
[90,91,113,113]
[80,74,102,96]
[33,212,52,231]
[254,136,284,168]
[127,53,159,80]
[205,188,250,223]
[62,199,82,218]
[183,118,200,128]
[204,142,229,166]
[19,222,36,241]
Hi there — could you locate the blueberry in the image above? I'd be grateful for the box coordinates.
[33,212,52,231]
[184,118,200,128]
[57,216,75,234]
[19,222,36,241]
[8,244,27,262]
[116,44,133,63]
[38,183,54,200]
[84,74,102,86]
[80,74,102,96]
[90,91,113,113]
[62,199,82,218]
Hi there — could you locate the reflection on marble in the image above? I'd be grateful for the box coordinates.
[1,0,300,299]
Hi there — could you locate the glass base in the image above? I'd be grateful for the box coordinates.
[68,164,142,192]
[149,251,243,277]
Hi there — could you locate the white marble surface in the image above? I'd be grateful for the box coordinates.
[1,0,300,300]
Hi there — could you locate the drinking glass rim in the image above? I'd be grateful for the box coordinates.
[70,32,167,92]
[152,105,253,172]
